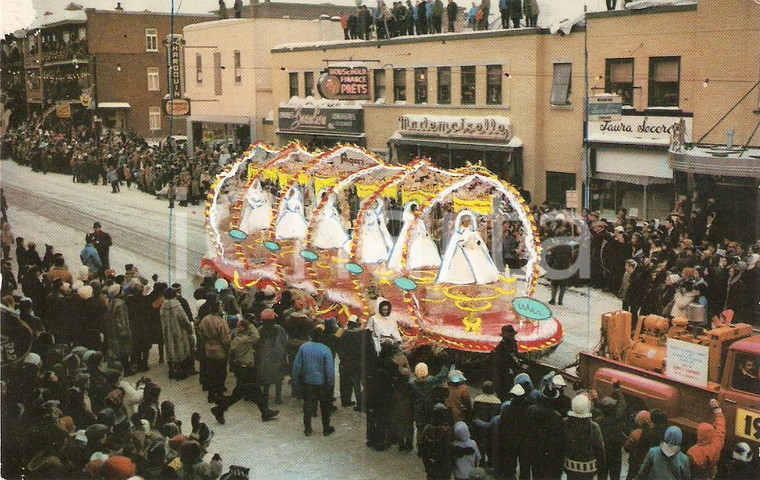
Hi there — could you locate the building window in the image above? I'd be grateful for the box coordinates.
[605,58,634,106]
[414,68,428,104]
[233,51,241,83]
[486,65,502,105]
[147,67,160,91]
[213,52,222,96]
[196,54,202,84]
[461,66,476,105]
[145,28,158,52]
[289,72,299,98]
[149,106,161,131]
[374,69,386,101]
[394,68,406,102]
[437,67,451,104]
[648,56,680,107]
[304,71,314,97]
[551,62,572,105]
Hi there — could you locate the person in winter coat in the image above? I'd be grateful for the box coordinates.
[197,305,230,403]
[105,284,133,374]
[365,342,399,450]
[471,381,501,467]
[621,259,646,328]
[79,239,102,276]
[336,315,375,411]
[1,222,13,259]
[491,324,521,400]
[526,382,564,480]
[418,403,454,480]
[594,384,627,480]
[497,383,531,479]
[160,287,193,380]
[257,308,289,404]
[432,0,444,32]
[724,441,760,480]
[563,394,605,480]
[445,369,471,424]
[523,0,538,26]
[634,426,690,480]
[514,372,541,406]
[686,399,725,480]
[624,410,653,480]
[292,325,335,436]
[410,362,450,434]
[211,318,279,425]
[390,365,415,452]
[446,0,457,31]
[452,421,481,480]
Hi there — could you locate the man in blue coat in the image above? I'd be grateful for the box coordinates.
[292,325,336,436]
[80,236,102,276]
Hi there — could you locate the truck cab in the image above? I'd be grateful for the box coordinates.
[718,336,760,446]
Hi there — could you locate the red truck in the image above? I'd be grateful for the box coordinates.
[575,310,760,452]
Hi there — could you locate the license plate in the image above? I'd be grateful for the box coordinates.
[735,407,760,441]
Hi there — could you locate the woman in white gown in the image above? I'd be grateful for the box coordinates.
[239,179,272,234]
[311,190,351,251]
[387,201,441,271]
[436,209,500,284]
[274,184,308,240]
[358,198,393,264]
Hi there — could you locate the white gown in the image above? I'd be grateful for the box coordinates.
[274,185,308,240]
[239,179,272,234]
[358,199,394,264]
[387,202,441,271]
[436,210,500,285]
[311,191,351,251]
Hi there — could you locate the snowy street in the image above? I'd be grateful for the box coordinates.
[1,159,621,478]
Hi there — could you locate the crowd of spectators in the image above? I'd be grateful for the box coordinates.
[4,121,234,207]
[337,0,539,40]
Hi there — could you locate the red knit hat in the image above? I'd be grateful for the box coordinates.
[168,434,188,451]
[261,309,276,321]
[102,456,136,480]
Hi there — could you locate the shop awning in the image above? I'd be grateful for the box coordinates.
[389,132,523,152]
[276,130,365,140]
[595,172,674,186]
[98,102,131,109]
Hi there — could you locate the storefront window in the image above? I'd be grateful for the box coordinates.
[374,69,386,101]
[648,56,680,107]
[289,72,299,98]
[304,71,314,97]
[461,66,476,105]
[437,67,451,104]
[394,68,406,102]
[414,68,428,104]
[486,65,502,105]
[606,58,634,106]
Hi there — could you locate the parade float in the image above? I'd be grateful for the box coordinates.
[202,142,563,357]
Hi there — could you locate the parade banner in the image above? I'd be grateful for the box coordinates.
[453,196,492,214]
[666,338,709,387]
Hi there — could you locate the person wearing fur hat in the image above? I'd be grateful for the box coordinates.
[257,308,289,405]
[562,394,605,480]
[104,284,134,375]
[634,425,689,480]
[197,302,230,403]
[685,399,725,480]
[159,287,194,380]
